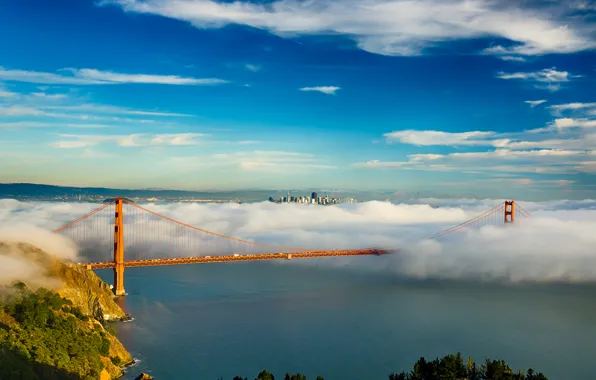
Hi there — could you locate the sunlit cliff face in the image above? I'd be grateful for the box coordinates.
[1,199,596,284]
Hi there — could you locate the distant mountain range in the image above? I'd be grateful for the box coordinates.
[0,183,471,202]
[0,183,271,201]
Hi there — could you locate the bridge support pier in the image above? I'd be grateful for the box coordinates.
[504,200,515,224]
[113,198,126,296]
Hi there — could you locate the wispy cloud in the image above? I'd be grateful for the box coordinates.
[30,92,68,100]
[0,87,18,98]
[168,150,335,172]
[43,103,192,117]
[439,178,574,187]
[244,64,261,72]
[524,100,547,108]
[496,68,579,92]
[498,56,527,62]
[548,102,596,115]
[497,69,573,82]
[49,133,209,149]
[384,130,497,146]
[299,86,341,95]
[0,106,61,117]
[0,67,228,86]
[368,101,596,178]
[353,148,593,175]
[102,0,596,57]
[0,100,191,124]
[67,68,228,85]
[0,122,112,129]
[0,67,107,85]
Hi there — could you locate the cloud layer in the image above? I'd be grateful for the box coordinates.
[0,221,79,290]
[103,0,596,57]
[359,97,596,179]
[300,86,341,95]
[0,67,227,86]
[2,198,596,284]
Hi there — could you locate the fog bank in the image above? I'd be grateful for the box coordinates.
[1,198,595,284]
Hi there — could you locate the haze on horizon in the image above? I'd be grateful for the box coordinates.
[0,0,595,200]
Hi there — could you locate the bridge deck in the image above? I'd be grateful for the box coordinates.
[81,249,391,269]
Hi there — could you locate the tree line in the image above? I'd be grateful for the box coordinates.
[227,353,548,380]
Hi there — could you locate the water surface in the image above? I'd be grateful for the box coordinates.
[97,261,596,380]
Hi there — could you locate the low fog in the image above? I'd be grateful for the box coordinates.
[0,223,78,290]
[1,198,596,284]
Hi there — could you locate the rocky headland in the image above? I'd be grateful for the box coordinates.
[0,241,135,379]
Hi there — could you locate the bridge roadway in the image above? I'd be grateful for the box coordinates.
[81,248,391,269]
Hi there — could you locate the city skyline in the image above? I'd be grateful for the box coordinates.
[0,0,595,198]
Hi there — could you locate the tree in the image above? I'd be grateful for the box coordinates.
[388,373,407,380]
[386,354,548,380]
[256,370,274,380]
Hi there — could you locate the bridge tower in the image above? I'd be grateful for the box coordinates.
[504,200,515,224]
[113,197,126,296]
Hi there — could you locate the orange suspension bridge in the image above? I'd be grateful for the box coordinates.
[53,198,530,296]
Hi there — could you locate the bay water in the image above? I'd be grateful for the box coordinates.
[97,260,596,380]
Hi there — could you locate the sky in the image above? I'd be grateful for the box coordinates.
[0,0,595,198]
[3,198,596,283]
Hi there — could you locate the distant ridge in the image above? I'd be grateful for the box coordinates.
[0,182,471,202]
[0,183,274,201]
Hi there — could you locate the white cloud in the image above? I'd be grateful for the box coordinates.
[245,64,261,72]
[299,86,341,95]
[3,199,596,283]
[496,68,579,90]
[102,0,596,57]
[354,148,594,175]
[0,122,112,129]
[168,150,335,171]
[0,106,57,117]
[49,140,97,149]
[553,118,596,129]
[548,102,596,115]
[0,88,18,98]
[440,178,574,187]
[524,100,547,108]
[0,103,191,120]
[0,67,108,85]
[43,104,192,117]
[384,130,496,146]
[150,133,208,146]
[498,56,527,62]
[49,133,209,148]
[0,66,228,86]
[69,68,228,85]
[0,224,79,289]
[30,92,68,100]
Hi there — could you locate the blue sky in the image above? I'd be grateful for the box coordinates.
[0,0,595,197]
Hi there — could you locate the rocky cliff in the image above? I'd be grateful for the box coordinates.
[56,263,128,322]
[0,241,134,379]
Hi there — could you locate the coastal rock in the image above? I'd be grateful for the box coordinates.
[135,373,155,380]
[56,262,127,322]
[0,241,134,379]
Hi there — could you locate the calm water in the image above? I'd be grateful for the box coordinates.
[97,261,596,380]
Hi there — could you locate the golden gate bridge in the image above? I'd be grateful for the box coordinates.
[53,198,530,296]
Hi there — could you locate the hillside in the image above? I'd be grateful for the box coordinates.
[0,242,133,379]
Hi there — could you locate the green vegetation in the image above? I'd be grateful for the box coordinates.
[231,353,548,380]
[0,283,126,380]
[388,353,548,380]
